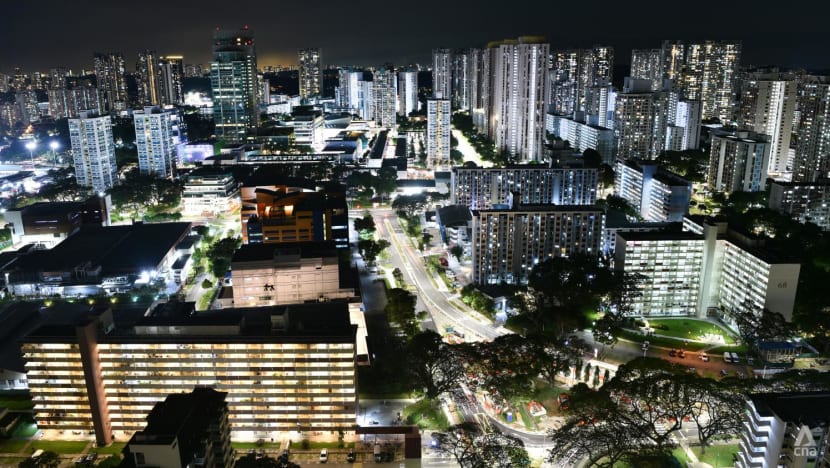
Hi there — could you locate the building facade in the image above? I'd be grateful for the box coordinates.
[708,130,771,193]
[545,112,615,163]
[630,49,662,91]
[93,52,128,111]
[681,41,741,122]
[211,27,259,143]
[298,48,322,99]
[397,70,419,116]
[136,50,161,106]
[48,86,103,119]
[371,69,397,129]
[432,48,452,100]
[614,159,692,222]
[471,205,604,284]
[69,111,118,193]
[182,169,238,216]
[157,55,184,105]
[451,164,599,209]
[738,75,797,175]
[134,106,177,177]
[21,302,357,445]
[792,78,830,182]
[769,179,830,230]
[427,98,451,166]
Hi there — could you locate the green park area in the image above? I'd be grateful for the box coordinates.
[29,440,90,454]
[644,318,737,344]
[672,444,739,467]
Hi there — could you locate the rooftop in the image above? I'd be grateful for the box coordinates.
[232,241,339,263]
[750,392,830,427]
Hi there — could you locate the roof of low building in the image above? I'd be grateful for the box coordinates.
[750,392,830,427]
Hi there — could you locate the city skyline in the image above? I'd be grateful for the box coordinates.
[2,0,830,71]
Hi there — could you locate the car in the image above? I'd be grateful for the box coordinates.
[320,448,328,463]
[247,449,256,456]
[87,453,98,463]
[678,350,686,359]
[347,449,356,463]
[699,353,710,362]
[669,349,677,357]
[720,369,728,376]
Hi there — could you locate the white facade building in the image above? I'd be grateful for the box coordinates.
[432,48,452,100]
[397,70,419,116]
[297,48,322,99]
[769,180,830,231]
[134,106,177,178]
[614,159,691,222]
[545,112,615,164]
[427,98,451,166]
[182,169,238,216]
[69,111,117,193]
[738,76,797,175]
[709,130,771,193]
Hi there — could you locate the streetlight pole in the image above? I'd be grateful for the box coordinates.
[49,141,59,167]
[25,141,36,168]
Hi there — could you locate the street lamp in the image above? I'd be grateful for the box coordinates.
[25,141,36,168]
[49,141,59,166]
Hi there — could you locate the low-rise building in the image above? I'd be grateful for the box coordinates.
[182,168,239,217]
[769,179,830,231]
[123,388,233,468]
[737,392,830,468]
[4,196,111,248]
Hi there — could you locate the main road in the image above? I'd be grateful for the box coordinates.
[371,207,503,342]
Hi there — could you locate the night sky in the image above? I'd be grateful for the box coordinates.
[2,0,830,72]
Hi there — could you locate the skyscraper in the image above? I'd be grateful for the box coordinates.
[372,69,397,129]
[452,49,472,110]
[397,70,419,116]
[709,130,771,193]
[48,86,104,119]
[93,52,128,111]
[157,55,184,105]
[630,49,662,91]
[297,48,322,99]
[432,48,452,99]
[613,78,678,160]
[550,46,614,114]
[134,106,177,178]
[738,74,797,175]
[336,69,364,116]
[210,26,259,143]
[792,77,830,182]
[427,97,451,166]
[660,40,685,83]
[681,41,741,122]
[489,37,550,162]
[69,111,118,193]
[136,50,161,106]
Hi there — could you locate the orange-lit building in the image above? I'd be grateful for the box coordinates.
[240,177,348,248]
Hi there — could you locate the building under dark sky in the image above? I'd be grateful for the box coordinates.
[2,0,830,71]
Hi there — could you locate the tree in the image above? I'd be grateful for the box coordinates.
[582,148,602,168]
[407,331,465,399]
[207,237,241,279]
[526,334,582,384]
[358,239,390,265]
[421,232,433,250]
[374,166,398,200]
[728,300,794,349]
[353,212,376,239]
[450,245,464,261]
[436,423,529,468]
[386,288,417,334]
[682,377,745,453]
[392,193,427,218]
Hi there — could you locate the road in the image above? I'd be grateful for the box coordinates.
[452,129,492,168]
[372,208,503,342]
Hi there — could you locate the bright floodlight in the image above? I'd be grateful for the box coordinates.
[25,141,36,151]
[49,141,59,150]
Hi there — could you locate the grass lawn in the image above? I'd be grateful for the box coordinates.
[291,441,355,450]
[708,344,749,355]
[0,391,34,411]
[618,329,709,351]
[0,438,30,453]
[515,402,537,431]
[9,415,37,438]
[645,318,737,344]
[231,442,282,450]
[94,442,127,455]
[30,440,90,454]
[693,444,739,467]
[402,398,449,430]
[0,457,27,465]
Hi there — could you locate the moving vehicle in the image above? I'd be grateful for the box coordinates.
[699,352,710,362]
[320,448,328,463]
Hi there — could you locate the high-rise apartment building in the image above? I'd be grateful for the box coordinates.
[489,37,550,162]
[708,130,771,192]
[630,49,662,91]
[134,106,177,178]
[738,74,797,175]
[136,50,161,106]
[672,100,702,151]
[660,40,685,83]
[372,69,397,129]
[48,86,104,119]
[432,48,452,100]
[471,48,491,133]
[210,27,259,143]
[48,67,68,89]
[550,46,614,115]
[15,91,40,124]
[336,69,365,117]
[545,112,615,163]
[21,302,358,445]
[451,164,599,209]
[69,111,118,193]
[452,49,472,110]
[427,97,451,166]
[614,159,692,222]
[158,55,184,105]
[397,70,419,116]
[681,41,741,122]
[471,205,604,284]
[792,77,830,182]
[93,52,128,111]
[298,48,322,99]
[769,179,830,231]
[614,78,677,160]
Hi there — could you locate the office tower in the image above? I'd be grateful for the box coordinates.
[736,392,830,468]
[134,106,177,178]
[615,231,705,316]
[614,78,677,160]
[427,97,451,165]
[157,55,184,105]
[48,86,104,119]
[792,78,830,182]
[135,50,161,106]
[397,70,419,116]
[545,112,616,163]
[769,180,830,231]
[737,75,797,175]
[708,130,771,192]
[21,302,358,445]
[471,205,604,285]
[210,26,259,143]
[123,388,234,468]
[297,48,322,99]
[336,69,364,116]
[614,159,692,222]
[681,41,741,122]
[489,37,550,162]
[630,49,662,91]
[451,164,599,209]
[48,67,68,89]
[69,111,118,193]
[93,52,128,111]
[452,49,472,110]
[372,69,396,129]
[433,48,452,99]
[15,91,40,123]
